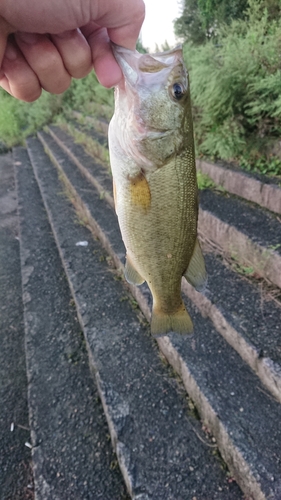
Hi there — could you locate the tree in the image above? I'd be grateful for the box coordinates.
[174,0,249,44]
[261,0,281,19]
[174,0,206,45]
[182,0,281,166]
[198,0,249,31]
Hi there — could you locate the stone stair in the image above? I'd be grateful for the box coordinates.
[2,114,281,499]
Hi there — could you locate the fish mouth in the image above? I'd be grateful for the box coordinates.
[111,43,184,86]
[112,42,183,63]
[111,43,132,58]
[111,43,139,85]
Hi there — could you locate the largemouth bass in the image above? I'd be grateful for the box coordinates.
[108,44,207,337]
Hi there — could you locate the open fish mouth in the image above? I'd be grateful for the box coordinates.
[111,43,183,64]
[111,43,183,86]
[111,43,140,86]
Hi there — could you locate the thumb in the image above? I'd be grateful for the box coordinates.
[96,0,145,50]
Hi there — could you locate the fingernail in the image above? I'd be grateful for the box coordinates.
[17,32,39,44]
[5,43,17,61]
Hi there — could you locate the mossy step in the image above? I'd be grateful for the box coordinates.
[30,132,281,500]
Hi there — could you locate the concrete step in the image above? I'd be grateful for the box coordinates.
[197,158,281,216]
[23,136,245,499]
[198,189,281,289]
[56,120,281,290]
[46,125,281,404]
[28,130,281,499]
[14,147,130,500]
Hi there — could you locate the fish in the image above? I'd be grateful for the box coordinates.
[108,44,207,337]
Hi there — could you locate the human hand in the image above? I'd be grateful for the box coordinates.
[0,0,145,101]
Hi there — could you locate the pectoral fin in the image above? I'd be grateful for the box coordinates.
[129,172,151,211]
[184,239,207,292]
[124,255,145,286]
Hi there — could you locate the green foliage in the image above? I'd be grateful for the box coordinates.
[0,89,63,147]
[0,92,25,147]
[240,154,281,176]
[196,170,216,189]
[198,0,249,31]
[261,0,281,18]
[64,71,113,110]
[175,0,249,44]
[184,0,281,174]
[175,0,280,44]
[24,93,63,133]
[0,70,113,148]
[174,0,206,44]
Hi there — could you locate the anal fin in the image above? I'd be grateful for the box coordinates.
[184,239,207,292]
[124,255,145,286]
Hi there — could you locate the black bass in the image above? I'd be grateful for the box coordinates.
[108,44,207,337]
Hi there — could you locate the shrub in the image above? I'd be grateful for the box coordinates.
[184,0,281,173]
[0,91,25,147]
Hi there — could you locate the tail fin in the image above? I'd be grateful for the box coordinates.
[151,303,193,338]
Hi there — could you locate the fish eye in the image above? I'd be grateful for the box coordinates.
[172,82,185,100]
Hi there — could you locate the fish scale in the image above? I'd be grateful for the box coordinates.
[122,155,195,297]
